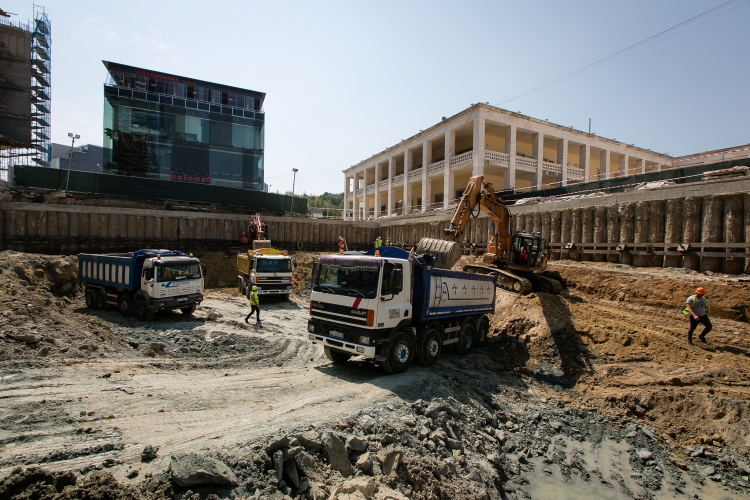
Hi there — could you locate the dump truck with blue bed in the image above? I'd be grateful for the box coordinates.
[78,249,204,321]
[307,244,496,374]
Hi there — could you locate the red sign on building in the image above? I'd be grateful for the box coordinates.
[170,172,211,184]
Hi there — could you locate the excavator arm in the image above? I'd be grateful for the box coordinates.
[444,175,512,255]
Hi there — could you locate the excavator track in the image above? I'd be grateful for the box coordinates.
[530,274,563,294]
[463,264,533,295]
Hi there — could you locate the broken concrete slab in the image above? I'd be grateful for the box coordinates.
[169,454,238,487]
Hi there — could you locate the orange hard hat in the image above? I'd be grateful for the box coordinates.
[695,287,706,295]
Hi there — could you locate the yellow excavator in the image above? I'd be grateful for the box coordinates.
[416,175,561,294]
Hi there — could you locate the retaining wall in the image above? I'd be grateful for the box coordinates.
[0,202,377,254]
[377,177,750,274]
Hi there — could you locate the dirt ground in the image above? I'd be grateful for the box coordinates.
[1,250,750,499]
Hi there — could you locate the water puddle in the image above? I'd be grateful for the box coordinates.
[525,436,738,499]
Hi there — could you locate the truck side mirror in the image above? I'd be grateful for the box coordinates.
[390,268,403,294]
[311,263,318,280]
[200,264,207,277]
[293,261,298,269]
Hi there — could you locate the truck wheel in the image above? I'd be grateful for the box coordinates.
[117,295,132,317]
[135,299,149,321]
[417,328,441,366]
[381,331,414,374]
[456,321,475,355]
[85,289,96,309]
[324,346,352,364]
[180,304,197,315]
[475,317,489,348]
[96,291,107,310]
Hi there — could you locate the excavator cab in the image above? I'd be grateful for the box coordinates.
[508,233,547,271]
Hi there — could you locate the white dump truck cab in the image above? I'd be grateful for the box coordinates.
[237,248,294,297]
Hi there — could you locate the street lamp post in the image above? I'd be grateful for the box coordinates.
[65,132,80,193]
[289,168,298,213]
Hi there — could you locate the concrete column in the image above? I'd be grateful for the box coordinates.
[606,205,620,264]
[550,211,561,260]
[633,201,650,267]
[637,158,646,175]
[374,164,381,219]
[387,157,395,216]
[618,203,635,265]
[352,174,359,221]
[533,132,544,189]
[541,213,551,242]
[559,139,568,186]
[581,144,591,182]
[571,208,583,260]
[403,150,412,215]
[443,129,455,209]
[664,198,683,268]
[343,176,349,220]
[560,209,572,260]
[504,125,516,190]
[581,207,594,262]
[682,197,702,270]
[600,150,610,180]
[472,115,485,176]
[421,141,431,212]
[649,200,665,267]
[593,206,606,262]
[722,195,744,274]
[700,196,724,272]
[620,154,628,178]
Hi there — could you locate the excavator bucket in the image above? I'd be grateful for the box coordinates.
[416,238,462,270]
[252,239,272,250]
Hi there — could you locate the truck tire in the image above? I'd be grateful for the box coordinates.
[456,320,475,355]
[85,289,96,309]
[380,331,414,374]
[117,294,132,317]
[297,241,304,250]
[324,346,351,364]
[135,299,149,321]
[96,291,107,310]
[181,304,197,315]
[417,327,441,366]
[475,316,489,348]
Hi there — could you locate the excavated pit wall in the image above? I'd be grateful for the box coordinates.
[2,177,749,273]
[377,177,750,274]
[0,202,379,255]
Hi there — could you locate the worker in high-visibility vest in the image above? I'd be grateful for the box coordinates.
[245,285,260,323]
[374,237,382,248]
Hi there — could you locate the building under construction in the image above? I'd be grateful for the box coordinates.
[0,6,51,180]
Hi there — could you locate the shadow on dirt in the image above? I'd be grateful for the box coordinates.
[537,293,594,387]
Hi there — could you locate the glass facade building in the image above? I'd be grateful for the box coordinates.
[102,61,265,190]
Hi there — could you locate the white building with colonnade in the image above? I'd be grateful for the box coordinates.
[343,104,672,220]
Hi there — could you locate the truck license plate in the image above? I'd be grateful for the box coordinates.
[329,330,344,339]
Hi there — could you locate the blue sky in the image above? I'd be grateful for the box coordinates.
[6,0,749,195]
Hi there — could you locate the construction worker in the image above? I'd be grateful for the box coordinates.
[245,285,261,324]
[374,236,382,248]
[685,287,711,346]
[338,236,346,252]
[486,236,496,254]
[384,237,391,246]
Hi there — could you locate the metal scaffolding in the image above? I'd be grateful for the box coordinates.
[0,4,51,180]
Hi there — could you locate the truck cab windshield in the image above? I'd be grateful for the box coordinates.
[156,264,202,281]
[256,258,292,273]
[314,263,379,299]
